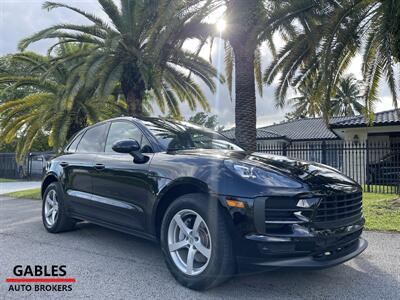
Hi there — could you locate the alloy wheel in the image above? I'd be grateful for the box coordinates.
[44,189,59,227]
[167,209,212,276]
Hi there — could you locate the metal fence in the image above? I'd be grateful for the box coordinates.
[257,140,400,194]
[1,143,399,194]
[0,152,54,179]
[0,153,21,178]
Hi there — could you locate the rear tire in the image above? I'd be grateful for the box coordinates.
[42,182,76,233]
[160,193,235,290]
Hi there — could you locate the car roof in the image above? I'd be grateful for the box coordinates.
[82,116,218,136]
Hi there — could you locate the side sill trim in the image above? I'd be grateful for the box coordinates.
[70,213,157,243]
[67,190,143,213]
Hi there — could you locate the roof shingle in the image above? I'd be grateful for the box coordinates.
[221,128,285,140]
[221,109,400,142]
[330,109,400,128]
[259,118,338,141]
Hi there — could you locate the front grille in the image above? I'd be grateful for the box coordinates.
[262,197,315,234]
[264,197,312,223]
[253,192,364,234]
[314,192,363,224]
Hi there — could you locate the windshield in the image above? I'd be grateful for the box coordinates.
[141,119,243,151]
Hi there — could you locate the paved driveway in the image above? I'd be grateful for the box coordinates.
[0,181,41,195]
[0,196,399,299]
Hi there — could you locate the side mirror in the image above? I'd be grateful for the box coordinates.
[112,139,148,163]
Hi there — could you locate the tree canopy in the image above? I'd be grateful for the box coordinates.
[0,45,126,161]
[19,0,222,117]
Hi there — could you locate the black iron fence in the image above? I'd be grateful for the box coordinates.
[1,143,399,194]
[0,152,54,179]
[257,140,400,194]
[0,153,21,179]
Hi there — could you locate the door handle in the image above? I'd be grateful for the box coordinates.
[95,163,105,170]
[60,162,69,167]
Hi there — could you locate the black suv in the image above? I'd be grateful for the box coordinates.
[41,117,367,290]
[367,151,400,186]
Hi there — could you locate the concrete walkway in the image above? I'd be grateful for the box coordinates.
[0,181,41,194]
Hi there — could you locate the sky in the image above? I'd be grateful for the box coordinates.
[0,0,396,128]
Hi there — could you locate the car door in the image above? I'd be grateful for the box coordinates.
[91,121,155,230]
[63,122,110,218]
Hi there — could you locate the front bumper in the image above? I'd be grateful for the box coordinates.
[221,191,367,270]
[237,237,367,269]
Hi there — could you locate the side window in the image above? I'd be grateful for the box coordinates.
[77,123,108,153]
[66,132,84,153]
[105,122,147,153]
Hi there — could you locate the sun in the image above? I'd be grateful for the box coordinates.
[216,19,226,32]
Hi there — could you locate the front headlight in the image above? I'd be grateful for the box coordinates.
[224,160,303,188]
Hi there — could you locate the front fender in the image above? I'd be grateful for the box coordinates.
[149,176,223,237]
[41,171,61,197]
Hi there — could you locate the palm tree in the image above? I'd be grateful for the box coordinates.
[185,1,321,151]
[264,0,400,122]
[331,74,364,117]
[0,47,125,162]
[19,0,221,118]
[220,0,266,152]
[287,77,322,119]
[185,1,281,151]
[287,74,365,119]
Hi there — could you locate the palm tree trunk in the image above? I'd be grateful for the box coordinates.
[227,0,260,152]
[121,65,145,116]
[233,45,257,152]
[126,88,143,116]
[66,109,87,140]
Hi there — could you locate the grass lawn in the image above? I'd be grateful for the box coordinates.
[3,188,399,232]
[363,192,400,232]
[362,184,399,194]
[5,188,41,200]
[0,178,20,182]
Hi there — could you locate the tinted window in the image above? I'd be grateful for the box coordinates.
[77,123,108,153]
[66,132,84,153]
[105,122,148,153]
[142,119,242,151]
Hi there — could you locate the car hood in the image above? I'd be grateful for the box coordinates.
[170,149,358,188]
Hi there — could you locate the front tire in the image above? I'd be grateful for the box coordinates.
[160,193,235,290]
[42,182,75,233]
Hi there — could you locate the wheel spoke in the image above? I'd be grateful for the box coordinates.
[173,214,191,237]
[186,246,196,275]
[192,215,202,235]
[169,239,189,252]
[195,241,211,259]
[51,209,57,224]
[46,196,54,206]
[46,207,54,217]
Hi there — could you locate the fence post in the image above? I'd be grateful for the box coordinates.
[282,143,287,156]
[366,141,370,193]
[321,141,327,165]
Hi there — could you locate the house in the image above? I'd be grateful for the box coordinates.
[222,108,400,147]
[221,109,400,186]
[329,109,400,145]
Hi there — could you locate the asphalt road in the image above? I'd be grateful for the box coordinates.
[0,182,41,195]
[0,196,399,300]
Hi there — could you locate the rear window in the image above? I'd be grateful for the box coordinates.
[77,123,108,153]
[66,132,84,153]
